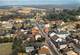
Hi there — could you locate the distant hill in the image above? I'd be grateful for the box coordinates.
[24,4,80,9]
[0,4,80,9]
[0,6,12,9]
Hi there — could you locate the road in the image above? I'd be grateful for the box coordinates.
[35,22,60,55]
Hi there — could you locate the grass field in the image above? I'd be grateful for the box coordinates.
[0,43,12,55]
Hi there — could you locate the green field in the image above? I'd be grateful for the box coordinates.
[0,43,12,55]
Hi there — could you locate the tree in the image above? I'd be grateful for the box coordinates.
[36,37,45,42]
[12,37,23,55]
[75,24,80,29]
[59,12,76,21]
[9,37,13,42]
[46,13,59,21]
[45,8,79,22]
[3,37,9,43]
[0,37,3,43]
[12,37,22,49]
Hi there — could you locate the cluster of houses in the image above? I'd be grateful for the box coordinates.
[39,18,80,55]
[0,10,80,55]
[0,18,31,38]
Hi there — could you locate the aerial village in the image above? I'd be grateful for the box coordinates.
[0,7,80,55]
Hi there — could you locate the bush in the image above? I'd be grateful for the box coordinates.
[0,37,13,43]
[3,37,9,43]
[36,37,45,42]
[0,37,3,43]
[8,37,13,42]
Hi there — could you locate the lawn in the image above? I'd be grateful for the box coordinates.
[0,43,12,55]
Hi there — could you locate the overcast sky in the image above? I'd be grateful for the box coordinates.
[0,0,80,6]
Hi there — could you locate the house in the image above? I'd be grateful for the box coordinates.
[55,31,70,39]
[35,34,41,40]
[2,21,13,29]
[45,23,50,28]
[14,18,24,23]
[44,23,50,33]
[55,8,63,13]
[50,20,65,26]
[0,29,5,36]
[66,51,78,55]
[49,31,70,39]
[44,27,49,33]
[76,15,80,20]
[49,32,56,37]
[38,45,50,55]
[32,27,39,35]
[26,46,34,53]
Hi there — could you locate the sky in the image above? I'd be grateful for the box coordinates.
[0,0,80,6]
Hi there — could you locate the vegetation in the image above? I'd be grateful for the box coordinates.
[45,7,80,22]
[12,37,23,55]
[75,24,80,29]
[36,37,45,42]
[12,37,22,49]
[0,37,13,43]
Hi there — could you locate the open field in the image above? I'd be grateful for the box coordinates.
[0,43,12,55]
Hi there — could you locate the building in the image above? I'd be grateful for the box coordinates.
[2,21,13,29]
[66,51,78,55]
[35,34,42,40]
[44,23,50,33]
[38,45,50,55]
[32,27,39,35]
[50,20,65,26]
[55,8,63,13]
[76,15,80,20]
[49,31,70,39]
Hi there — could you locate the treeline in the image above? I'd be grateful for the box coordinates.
[0,37,13,43]
[45,7,80,22]
[0,13,35,21]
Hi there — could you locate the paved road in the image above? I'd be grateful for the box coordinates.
[35,22,60,55]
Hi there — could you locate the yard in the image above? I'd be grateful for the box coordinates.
[0,43,12,55]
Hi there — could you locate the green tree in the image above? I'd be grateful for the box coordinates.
[75,24,80,29]
[12,37,22,49]
[0,37,3,43]
[3,37,9,43]
[46,13,59,21]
